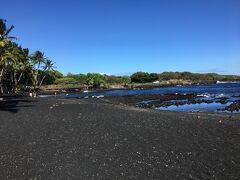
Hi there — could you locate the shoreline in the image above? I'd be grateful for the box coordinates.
[41,80,223,94]
[2,83,240,113]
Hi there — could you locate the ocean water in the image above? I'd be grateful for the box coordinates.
[63,82,240,113]
[157,102,233,113]
[65,82,240,98]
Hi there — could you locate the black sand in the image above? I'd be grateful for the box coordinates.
[0,96,240,179]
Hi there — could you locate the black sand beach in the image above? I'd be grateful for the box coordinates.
[0,96,240,179]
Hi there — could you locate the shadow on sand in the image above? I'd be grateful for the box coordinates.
[0,95,36,113]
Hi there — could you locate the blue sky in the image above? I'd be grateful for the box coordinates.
[1,0,240,75]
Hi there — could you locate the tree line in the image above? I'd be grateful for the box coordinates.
[130,71,240,83]
[0,19,56,94]
[55,73,131,88]
[53,71,240,89]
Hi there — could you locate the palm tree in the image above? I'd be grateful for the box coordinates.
[16,48,31,85]
[30,51,46,91]
[31,51,45,69]
[7,42,21,92]
[38,59,55,88]
[0,41,34,94]
[0,19,56,95]
[0,42,19,93]
[0,19,15,49]
[30,51,55,91]
[0,19,15,94]
[10,44,31,93]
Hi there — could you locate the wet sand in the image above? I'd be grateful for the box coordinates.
[0,96,240,179]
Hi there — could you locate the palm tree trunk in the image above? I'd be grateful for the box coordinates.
[39,74,47,88]
[17,72,23,84]
[10,72,14,93]
[17,71,24,93]
[13,70,18,93]
[32,70,38,92]
[0,68,4,94]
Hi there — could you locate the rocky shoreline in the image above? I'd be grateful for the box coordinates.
[104,93,240,113]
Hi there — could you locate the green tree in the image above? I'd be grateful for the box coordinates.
[30,51,55,90]
[86,73,106,88]
[66,73,87,85]
[121,76,131,86]
[130,72,158,83]
[38,59,55,87]
[0,19,15,93]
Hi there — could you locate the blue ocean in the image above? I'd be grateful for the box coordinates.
[58,82,240,113]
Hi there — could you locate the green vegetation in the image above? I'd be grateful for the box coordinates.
[51,71,240,90]
[158,72,240,81]
[53,73,131,89]
[130,72,159,83]
[0,19,56,94]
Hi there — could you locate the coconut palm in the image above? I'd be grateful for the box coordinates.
[10,45,32,92]
[30,51,47,91]
[38,59,55,88]
[0,19,15,49]
[0,19,15,94]
[17,48,31,85]
[0,19,56,95]
[30,51,56,91]
[31,51,46,69]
